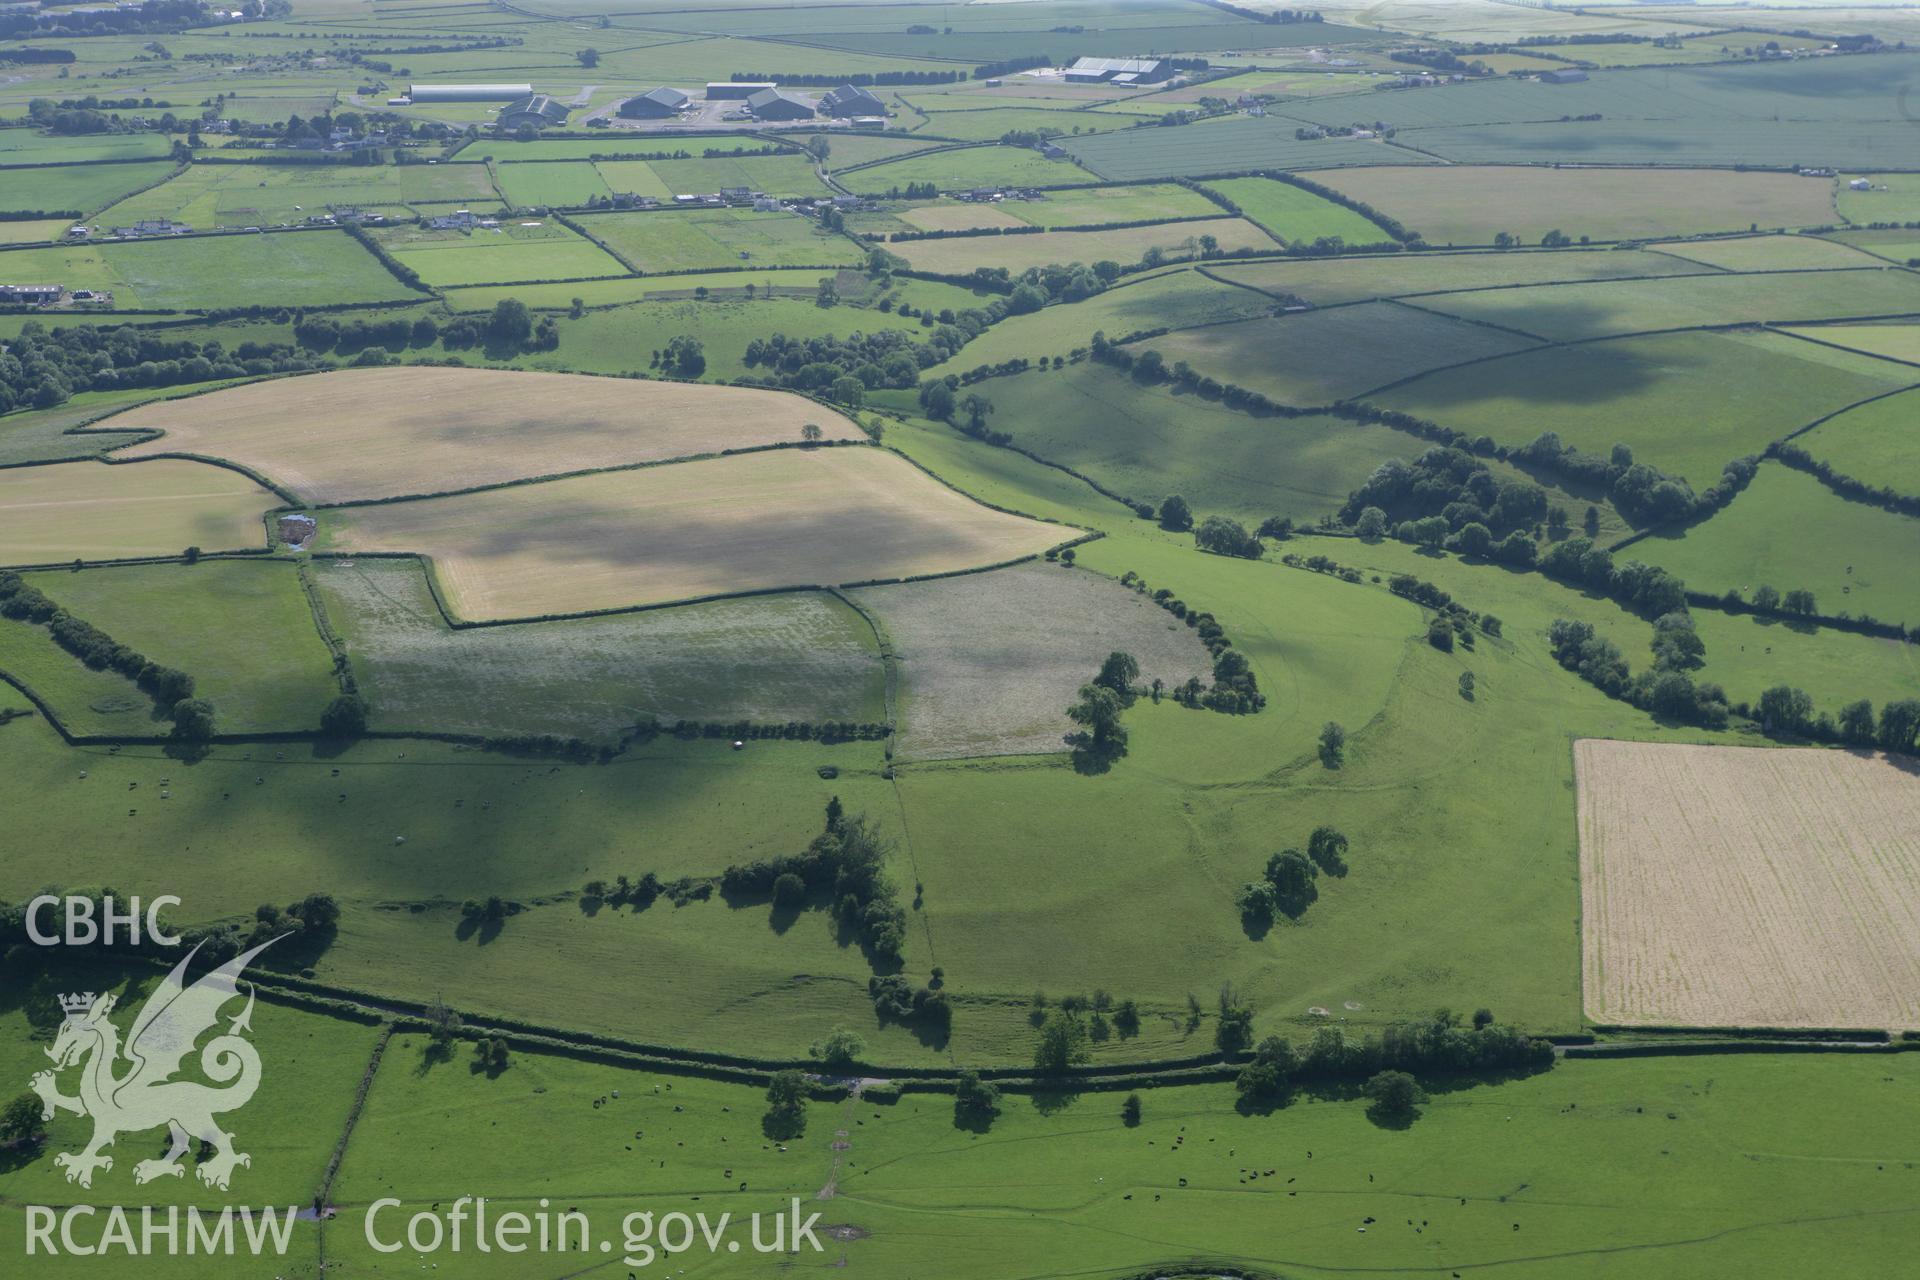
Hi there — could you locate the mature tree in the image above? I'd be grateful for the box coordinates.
[576,47,600,67]
[1458,670,1476,700]
[320,693,367,738]
[1837,699,1876,745]
[1216,985,1254,1052]
[1195,515,1261,559]
[1120,1092,1142,1125]
[829,376,864,408]
[1094,651,1138,699]
[1759,685,1814,736]
[1651,612,1705,672]
[952,1069,1001,1129]
[423,996,463,1058]
[765,1069,809,1138]
[1354,506,1388,540]
[1237,879,1278,923]
[1318,720,1345,768]
[961,393,994,433]
[1450,521,1492,558]
[170,697,215,741]
[1066,683,1128,756]
[488,298,533,346]
[1879,699,1920,752]
[1113,998,1140,1037]
[1751,583,1781,611]
[1364,1070,1425,1124]
[1264,848,1318,914]
[772,872,806,907]
[801,422,824,443]
[1782,588,1818,617]
[1157,494,1193,531]
[1427,617,1454,652]
[1307,826,1349,877]
[810,1027,865,1066]
[918,379,955,421]
[1033,1009,1089,1073]
[1480,614,1503,638]
[1235,1034,1297,1106]
[663,333,705,377]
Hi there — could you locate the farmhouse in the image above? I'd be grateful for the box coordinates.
[820,83,886,117]
[620,87,691,118]
[112,218,189,238]
[408,82,532,102]
[1063,56,1171,84]
[707,81,774,100]
[0,284,62,304]
[746,87,817,120]
[427,210,481,231]
[498,93,569,131]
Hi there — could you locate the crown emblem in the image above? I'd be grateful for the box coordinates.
[59,992,97,1019]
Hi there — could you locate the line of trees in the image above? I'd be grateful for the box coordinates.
[0,321,326,413]
[0,572,209,740]
[720,799,910,964]
[1772,441,1920,519]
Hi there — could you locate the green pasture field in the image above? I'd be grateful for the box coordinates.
[1401,119,1920,170]
[18,560,339,735]
[0,132,172,162]
[1649,234,1891,271]
[1374,329,1918,490]
[587,157,673,200]
[95,161,501,228]
[994,182,1218,228]
[443,267,987,315]
[1306,533,1920,715]
[1282,56,1920,132]
[374,218,627,287]
[1134,301,1541,406]
[466,133,772,162]
[1829,228,1920,265]
[0,217,67,243]
[892,216,1274,275]
[1793,383,1920,492]
[0,160,177,217]
[574,207,864,272]
[956,362,1420,521]
[1839,172,1920,224]
[1201,175,1394,245]
[1147,69,1377,103]
[1634,463,1920,628]
[908,106,1126,142]
[1783,322,1920,367]
[4,229,429,309]
[313,559,885,741]
[805,130,944,168]
[1061,117,1426,180]
[646,153,833,198]
[513,293,933,380]
[842,143,1089,194]
[1304,166,1843,247]
[1406,268,1920,343]
[494,160,614,208]
[0,613,163,737]
[306,1037,1920,1280]
[1209,246,1713,305]
[922,266,1277,377]
[0,990,378,1276]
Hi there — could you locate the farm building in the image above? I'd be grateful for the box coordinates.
[1540,68,1588,84]
[498,94,569,130]
[746,87,816,120]
[620,87,691,118]
[820,83,887,117]
[407,83,532,102]
[1063,56,1171,84]
[0,284,62,304]
[707,81,774,100]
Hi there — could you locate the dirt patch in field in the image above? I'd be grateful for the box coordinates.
[1576,739,1920,1030]
[856,562,1212,761]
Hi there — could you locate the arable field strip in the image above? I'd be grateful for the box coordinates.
[1577,739,1920,1030]
[325,446,1067,621]
[0,458,273,565]
[106,366,862,504]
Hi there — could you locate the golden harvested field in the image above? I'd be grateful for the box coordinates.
[0,459,272,565]
[326,445,1066,621]
[1577,739,1920,1031]
[893,218,1278,275]
[101,367,861,504]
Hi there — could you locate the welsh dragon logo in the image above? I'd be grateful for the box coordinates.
[29,938,277,1191]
